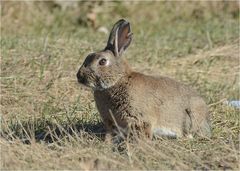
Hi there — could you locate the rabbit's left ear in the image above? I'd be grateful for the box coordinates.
[105,19,133,57]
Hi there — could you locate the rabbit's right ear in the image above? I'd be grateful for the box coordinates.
[105,19,133,57]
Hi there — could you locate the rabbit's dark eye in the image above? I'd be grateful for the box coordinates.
[99,58,107,66]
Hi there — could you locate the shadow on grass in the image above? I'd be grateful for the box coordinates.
[1,118,106,144]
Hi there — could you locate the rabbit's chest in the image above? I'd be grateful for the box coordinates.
[94,87,140,127]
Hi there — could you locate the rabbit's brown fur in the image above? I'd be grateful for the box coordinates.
[77,19,211,139]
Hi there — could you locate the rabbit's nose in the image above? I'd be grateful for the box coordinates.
[77,72,87,84]
[78,77,87,84]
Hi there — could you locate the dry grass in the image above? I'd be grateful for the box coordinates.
[1,1,239,170]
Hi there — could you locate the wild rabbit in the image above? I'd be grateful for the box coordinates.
[77,19,211,140]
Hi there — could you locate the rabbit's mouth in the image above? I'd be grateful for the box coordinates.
[78,79,97,91]
[77,74,93,89]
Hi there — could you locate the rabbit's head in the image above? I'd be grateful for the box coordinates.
[77,19,133,90]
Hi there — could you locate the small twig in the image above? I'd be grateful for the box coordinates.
[43,34,49,52]
[109,109,125,139]
[206,30,213,49]
[209,98,227,107]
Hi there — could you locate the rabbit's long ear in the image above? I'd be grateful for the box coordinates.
[105,19,133,57]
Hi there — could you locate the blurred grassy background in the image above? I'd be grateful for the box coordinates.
[1,1,239,170]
